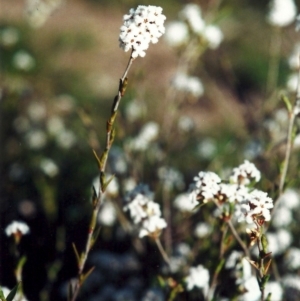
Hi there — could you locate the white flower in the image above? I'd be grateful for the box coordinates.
[297,14,300,31]
[179,4,206,34]
[230,160,261,185]
[282,274,300,292]
[119,5,166,58]
[0,27,19,47]
[165,21,189,47]
[272,206,293,228]
[264,282,283,301]
[139,215,167,238]
[286,73,298,92]
[25,129,47,149]
[197,138,217,159]
[288,43,300,69]
[40,158,59,177]
[185,265,210,292]
[157,166,184,191]
[5,221,30,236]
[178,115,194,132]
[172,73,204,97]
[47,116,65,135]
[27,102,46,122]
[190,171,221,203]
[13,116,30,133]
[267,0,297,27]
[240,276,261,301]
[285,248,300,270]
[173,193,198,212]
[12,50,35,71]
[125,99,146,122]
[55,129,76,149]
[194,222,212,238]
[98,201,117,226]
[277,188,300,209]
[267,229,292,256]
[203,25,223,49]
[240,190,273,224]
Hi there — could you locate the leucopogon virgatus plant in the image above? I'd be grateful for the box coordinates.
[3,2,300,301]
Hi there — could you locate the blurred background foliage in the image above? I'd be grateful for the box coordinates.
[1,0,300,300]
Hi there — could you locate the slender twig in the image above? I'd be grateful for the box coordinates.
[70,52,134,301]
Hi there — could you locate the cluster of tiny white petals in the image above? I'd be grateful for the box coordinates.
[230,160,261,185]
[5,221,30,236]
[174,193,199,212]
[267,0,297,27]
[179,4,205,34]
[190,171,221,203]
[119,5,166,58]
[239,190,273,224]
[124,185,166,238]
[185,264,210,292]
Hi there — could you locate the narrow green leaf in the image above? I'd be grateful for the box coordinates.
[92,149,101,170]
[281,94,292,113]
[72,243,80,265]
[6,283,19,301]
[102,174,115,192]
[81,266,95,285]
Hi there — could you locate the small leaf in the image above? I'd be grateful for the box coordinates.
[90,226,101,249]
[72,243,80,266]
[81,266,95,285]
[6,283,19,301]
[264,259,272,274]
[0,286,7,301]
[102,174,115,192]
[281,94,292,113]
[92,149,101,170]
[261,234,268,255]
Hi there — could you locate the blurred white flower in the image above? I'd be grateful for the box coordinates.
[0,27,19,47]
[27,102,46,122]
[173,193,198,212]
[185,265,210,292]
[25,0,64,28]
[54,94,75,113]
[25,129,47,149]
[264,281,283,301]
[47,116,65,135]
[172,73,204,97]
[123,178,137,193]
[267,0,297,27]
[285,248,300,270]
[98,201,117,226]
[40,158,59,177]
[282,274,300,293]
[55,129,76,149]
[203,25,223,49]
[13,116,30,133]
[179,4,205,34]
[277,188,300,209]
[119,5,166,58]
[267,229,293,256]
[139,215,167,238]
[13,50,35,71]
[125,99,145,122]
[127,122,159,151]
[272,206,293,228]
[240,276,261,301]
[194,222,212,238]
[178,115,194,132]
[165,21,189,47]
[225,251,243,269]
[5,221,30,236]
[197,138,217,159]
[230,160,261,185]
[157,166,185,191]
[288,43,300,69]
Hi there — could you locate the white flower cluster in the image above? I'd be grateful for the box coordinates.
[5,221,30,237]
[188,161,273,225]
[171,73,204,97]
[124,185,167,238]
[119,5,166,58]
[185,264,210,293]
[165,3,223,49]
[230,160,261,185]
[267,0,297,27]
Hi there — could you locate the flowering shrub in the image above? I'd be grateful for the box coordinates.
[2,1,300,301]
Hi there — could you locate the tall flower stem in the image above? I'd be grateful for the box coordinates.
[69,53,134,301]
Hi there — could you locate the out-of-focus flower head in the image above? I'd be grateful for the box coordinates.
[230,160,261,186]
[173,193,198,213]
[185,265,210,292]
[171,73,204,97]
[267,0,297,27]
[5,221,30,244]
[157,166,185,191]
[119,5,166,58]
[164,21,189,47]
